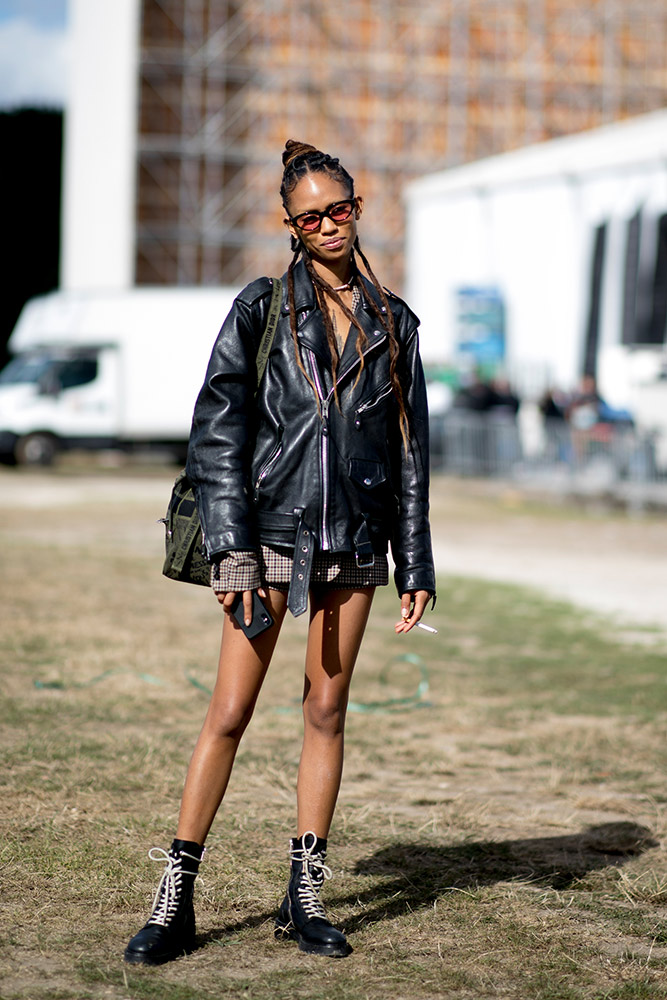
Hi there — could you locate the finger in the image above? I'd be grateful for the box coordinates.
[404,592,431,632]
[221,591,237,613]
[410,592,429,623]
[398,593,411,621]
[395,593,413,632]
[242,589,253,627]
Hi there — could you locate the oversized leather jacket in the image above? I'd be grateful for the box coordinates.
[186,259,435,607]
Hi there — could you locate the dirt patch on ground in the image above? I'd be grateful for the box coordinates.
[428,477,667,632]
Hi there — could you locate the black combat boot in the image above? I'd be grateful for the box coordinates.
[124,839,204,965]
[274,831,350,957]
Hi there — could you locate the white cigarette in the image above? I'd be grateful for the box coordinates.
[416,622,438,634]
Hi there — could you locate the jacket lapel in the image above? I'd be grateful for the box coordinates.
[286,259,389,374]
[287,260,332,364]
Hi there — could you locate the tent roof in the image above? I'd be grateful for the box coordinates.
[406,109,667,201]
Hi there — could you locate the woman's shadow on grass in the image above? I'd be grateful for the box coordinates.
[340,820,658,932]
[200,821,657,944]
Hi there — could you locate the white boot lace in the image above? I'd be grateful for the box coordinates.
[291,832,333,921]
[146,847,201,928]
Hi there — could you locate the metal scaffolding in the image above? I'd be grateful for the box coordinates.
[134,0,667,290]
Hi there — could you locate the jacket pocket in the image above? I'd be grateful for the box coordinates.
[253,427,283,499]
[349,458,387,490]
[354,381,393,429]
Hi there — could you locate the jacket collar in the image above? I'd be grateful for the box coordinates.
[280,258,389,369]
[281,256,389,320]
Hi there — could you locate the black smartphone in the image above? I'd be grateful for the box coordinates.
[230,591,274,639]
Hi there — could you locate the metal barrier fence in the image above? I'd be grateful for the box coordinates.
[430,410,665,488]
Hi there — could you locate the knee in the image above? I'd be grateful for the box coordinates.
[205,700,254,743]
[303,695,346,739]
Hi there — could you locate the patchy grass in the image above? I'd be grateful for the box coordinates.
[0,469,666,1000]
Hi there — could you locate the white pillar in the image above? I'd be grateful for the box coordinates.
[61,0,141,289]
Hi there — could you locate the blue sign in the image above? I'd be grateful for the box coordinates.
[455,286,506,364]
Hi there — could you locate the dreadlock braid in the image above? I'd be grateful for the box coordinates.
[280,139,410,451]
[353,238,409,453]
[286,242,319,406]
[300,250,369,408]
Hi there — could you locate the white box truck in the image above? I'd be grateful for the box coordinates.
[0,286,239,464]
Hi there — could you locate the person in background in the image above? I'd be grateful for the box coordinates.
[489,377,520,417]
[566,375,602,431]
[539,386,570,462]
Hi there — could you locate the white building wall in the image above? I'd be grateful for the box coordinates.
[61,0,141,290]
[405,110,667,403]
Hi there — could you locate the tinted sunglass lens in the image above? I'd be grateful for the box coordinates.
[330,203,353,221]
[299,214,321,231]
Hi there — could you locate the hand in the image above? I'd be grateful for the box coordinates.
[218,586,268,626]
[394,590,431,634]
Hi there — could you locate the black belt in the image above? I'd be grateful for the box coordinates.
[287,507,315,617]
[286,511,376,617]
[353,515,375,569]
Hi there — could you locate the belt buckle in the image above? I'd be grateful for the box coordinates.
[355,550,375,569]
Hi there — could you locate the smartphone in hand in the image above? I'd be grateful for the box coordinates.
[230,591,274,639]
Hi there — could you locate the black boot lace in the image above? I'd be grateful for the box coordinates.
[146,847,201,928]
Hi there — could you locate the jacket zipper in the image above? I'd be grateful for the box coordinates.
[254,431,283,499]
[356,381,393,414]
[305,349,332,550]
[304,330,388,552]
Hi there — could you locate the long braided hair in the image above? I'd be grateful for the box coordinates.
[280,140,409,450]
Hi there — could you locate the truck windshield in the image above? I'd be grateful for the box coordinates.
[0,357,57,385]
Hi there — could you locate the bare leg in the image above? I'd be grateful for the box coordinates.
[296,587,375,838]
[176,588,289,845]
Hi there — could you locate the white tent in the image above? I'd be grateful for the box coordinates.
[405,109,667,422]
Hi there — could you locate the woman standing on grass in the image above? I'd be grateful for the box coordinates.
[124,140,435,964]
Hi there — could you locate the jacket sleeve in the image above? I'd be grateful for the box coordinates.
[185,279,272,559]
[389,313,437,598]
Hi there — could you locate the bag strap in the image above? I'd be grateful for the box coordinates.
[255,277,282,391]
[169,496,203,575]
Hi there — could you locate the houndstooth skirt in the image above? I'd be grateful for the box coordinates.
[211,545,388,593]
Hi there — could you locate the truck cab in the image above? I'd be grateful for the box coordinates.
[0,347,119,464]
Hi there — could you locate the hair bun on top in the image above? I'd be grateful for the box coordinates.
[282,139,319,168]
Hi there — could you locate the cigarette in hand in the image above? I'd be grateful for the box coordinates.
[416,622,438,634]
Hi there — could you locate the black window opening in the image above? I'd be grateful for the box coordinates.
[621,209,667,347]
[647,213,667,346]
[582,222,607,378]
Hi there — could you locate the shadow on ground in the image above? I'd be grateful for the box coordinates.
[200,821,657,945]
[342,821,657,930]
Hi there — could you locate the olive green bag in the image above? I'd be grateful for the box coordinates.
[161,278,282,586]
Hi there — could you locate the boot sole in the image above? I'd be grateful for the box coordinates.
[274,920,350,958]
[298,938,351,957]
[124,941,195,966]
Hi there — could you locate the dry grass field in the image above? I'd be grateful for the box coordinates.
[1,467,666,1000]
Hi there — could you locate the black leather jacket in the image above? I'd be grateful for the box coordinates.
[186,259,435,600]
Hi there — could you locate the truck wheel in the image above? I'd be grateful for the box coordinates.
[14,433,59,466]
